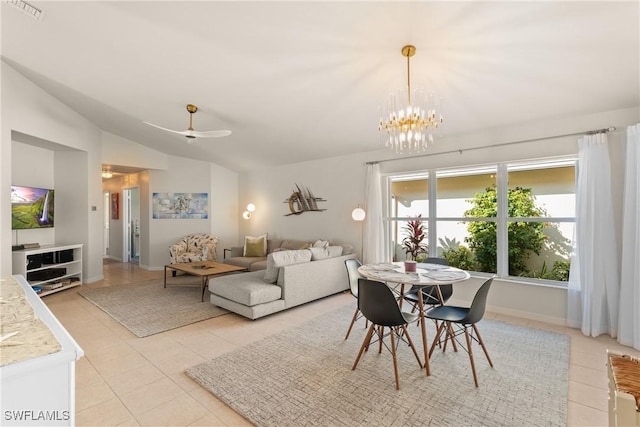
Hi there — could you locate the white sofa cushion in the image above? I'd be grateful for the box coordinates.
[263,249,312,283]
[309,246,343,260]
[209,270,281,306]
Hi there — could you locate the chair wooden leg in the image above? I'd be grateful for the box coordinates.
[378,326,384,354]
[472,324,493,367]
[344,306,360,340]
[464,327,479,387]
[390,327,400,390]
[352,324,375,370]
[429,321,446,357]
[445,322,458,353]
[401,325,423,368]
[417,293,431,376]
[363,323,376,352]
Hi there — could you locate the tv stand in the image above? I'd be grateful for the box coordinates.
[12,243,83,296]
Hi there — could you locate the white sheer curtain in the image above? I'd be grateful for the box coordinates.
[618,123,640,350]
[363,163,386,264]
[567,133,619,337]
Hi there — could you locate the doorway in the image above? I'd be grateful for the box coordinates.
[103,191,110,258]
[123,187,140,264]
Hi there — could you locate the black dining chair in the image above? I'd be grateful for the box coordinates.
[426,277,495,387]
[352,278,423,390]
[344,258,366,340]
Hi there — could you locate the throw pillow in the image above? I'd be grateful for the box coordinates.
[263,249,312,283]
[243,234,267,257]
[309,246,344,260]
[281,240,309,250]
[341,243,354,254]
[312,239,329,249]
[327,246,344,258]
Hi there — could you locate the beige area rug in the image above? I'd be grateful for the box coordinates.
[186,305,569,427]
[78,277,229,337]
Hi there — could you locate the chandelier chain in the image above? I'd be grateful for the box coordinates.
[406,51,411,105]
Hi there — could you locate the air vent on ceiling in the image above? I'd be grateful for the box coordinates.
[3,0,44,21]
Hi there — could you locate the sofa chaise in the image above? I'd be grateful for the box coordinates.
[210,241,356,319]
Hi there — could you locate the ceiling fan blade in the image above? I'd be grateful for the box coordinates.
[143,121,190,136]
[191,129,232,138]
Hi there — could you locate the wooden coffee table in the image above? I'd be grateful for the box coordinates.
[164,261,247,301]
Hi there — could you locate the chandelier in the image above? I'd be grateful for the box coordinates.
[378,45,443,153]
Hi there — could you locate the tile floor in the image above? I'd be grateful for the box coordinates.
[41,261,639,427]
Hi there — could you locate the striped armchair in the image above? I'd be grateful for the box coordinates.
[169,233,219,264]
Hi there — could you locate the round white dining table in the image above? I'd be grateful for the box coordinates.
[357,261,470,377]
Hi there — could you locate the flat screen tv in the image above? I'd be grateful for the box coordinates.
[11,185,55,229]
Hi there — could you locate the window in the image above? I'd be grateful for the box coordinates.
[505,161,575,281]
[390,176,429,262]
[386,159,576,284]
[436,168,496,274]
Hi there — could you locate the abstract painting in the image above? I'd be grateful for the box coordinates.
[111,193,119,220]
[152,192,208,219]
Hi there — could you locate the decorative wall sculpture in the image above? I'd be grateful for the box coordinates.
[284,184,326,216]
[152,192,208,219]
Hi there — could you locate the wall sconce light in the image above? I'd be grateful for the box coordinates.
[352,205,366,261]
[351,205,366,221]
[242,203,256,220]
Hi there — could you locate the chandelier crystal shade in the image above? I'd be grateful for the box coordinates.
[379,45,443,153]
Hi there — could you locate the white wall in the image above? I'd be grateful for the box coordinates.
[210,163,239,259]
[2,61,103,282]
[101,133,168,265]
[100,139,239,270]
[145,156,238,269]
[101,131,169,170]
[239,152,370,255]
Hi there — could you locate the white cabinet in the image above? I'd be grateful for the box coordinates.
[0,275,84,426]
[12,244,83,296]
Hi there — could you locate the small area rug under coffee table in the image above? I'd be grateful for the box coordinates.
[78,277,228,337]
[186,304,569,427]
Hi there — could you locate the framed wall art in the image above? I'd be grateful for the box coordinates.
[111,193,119,220]
[152,192,208,219]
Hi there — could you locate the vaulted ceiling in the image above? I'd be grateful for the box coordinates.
[2,1,638,172]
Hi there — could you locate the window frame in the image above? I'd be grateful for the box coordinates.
[385,157,577,287]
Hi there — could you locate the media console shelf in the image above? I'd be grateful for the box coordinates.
[12,243,83,296]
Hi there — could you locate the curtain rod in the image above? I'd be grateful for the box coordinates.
[365,126,616,165]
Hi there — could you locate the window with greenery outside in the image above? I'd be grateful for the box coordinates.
[442,185,571,281]
[466,186,546,275]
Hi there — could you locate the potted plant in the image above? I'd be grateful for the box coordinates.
[401,215,428,261]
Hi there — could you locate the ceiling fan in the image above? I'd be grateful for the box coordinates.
[144,104,231,144]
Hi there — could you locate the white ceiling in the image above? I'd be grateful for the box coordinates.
[2,1,638,172]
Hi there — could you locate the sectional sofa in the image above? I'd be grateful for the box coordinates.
[209,239,356,319]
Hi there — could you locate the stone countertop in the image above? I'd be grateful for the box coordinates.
[0,276,61,367]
